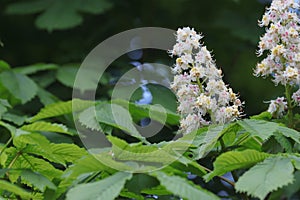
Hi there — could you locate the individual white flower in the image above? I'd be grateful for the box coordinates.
[292,89,300,105]
[170,27,243,134]
[267,97,287,117]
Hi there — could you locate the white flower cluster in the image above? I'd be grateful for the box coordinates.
[170,27,243,134]
[255,0,300,114]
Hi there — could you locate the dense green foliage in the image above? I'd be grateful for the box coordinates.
[0,0,300,200]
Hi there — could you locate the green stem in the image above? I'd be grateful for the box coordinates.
[5,151,22,178]
[202,166,235,187]
[7,151,22,169]
[83,171,102,183]
[219,137,226,150]
[285,85,294,128]
[0,136,12,158]
[196,78,204,93]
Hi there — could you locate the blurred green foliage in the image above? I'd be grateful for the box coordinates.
[0,0,281,115]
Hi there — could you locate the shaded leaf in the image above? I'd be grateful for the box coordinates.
[0,180,33,199]
[13,63,58,75]
[2,113,27,126]
[66,172,132,200]
[21,169,57,191]
[0,71,38,104]
[152,171,220,200]
[57,154,113,197]
[6,0,51,14]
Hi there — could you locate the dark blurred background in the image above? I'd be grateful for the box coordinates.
[0,0,283,115]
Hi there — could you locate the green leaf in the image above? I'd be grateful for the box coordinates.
[125,174,159,194]
[0,71,38,104]
[288,154,300,170]
[78,0,112,14]
[21,121,73,135]
[13,63,58,75]
[238,119,300,143]
[30,99,94,122]
[250,111,272,120]
[152,171,220,200]
[2,113,27,126]
[235,156,295,200]
[112,99,180,125]
[6,0,113,31]
[93,152,140,172]
[57,154,113,197]
[204,150,269,181]
[273,132,293,152]
[238,119,276,141]
[277,126,300,144]
[119,189,145,200]
[3,148,63,180]
[79,103,143,140]
[147,84,177,113]
[5,0,51,14]
[35,0,82,31]
[21,169,57,191]
[78,106,101,131]
[141,185,172,196]
[56,65,78,88]
[0,121,16,136]
[193,123,239,159]
[13,132,86,166]
[49,143,87,163]
[0,98,11,118]
[107,136,181,166]
[0,180,33,199]
[66,172,132,200]
[56,65,99,91]
[0,60,10,72]
[37,87,60,105]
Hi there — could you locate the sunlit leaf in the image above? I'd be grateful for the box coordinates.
[235,156,294,200]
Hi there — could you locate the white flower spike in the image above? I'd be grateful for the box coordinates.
[170,27,243,134]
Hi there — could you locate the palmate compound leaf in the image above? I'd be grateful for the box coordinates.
[13,131,86,166]
[3,147,63,181]
[0,71,38,104]
[66,172,132,200]
[152,171,220,200]
[235,156,295,200]
[30,98,94,122]
[204,149,270,181]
